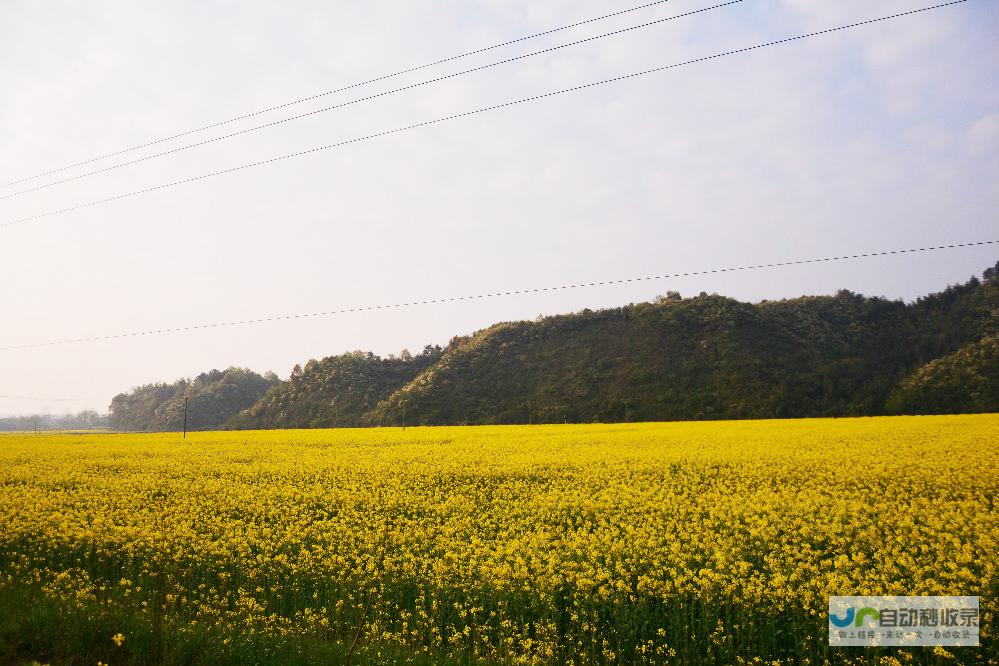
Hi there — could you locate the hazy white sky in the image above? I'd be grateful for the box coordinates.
[1,0,996,415]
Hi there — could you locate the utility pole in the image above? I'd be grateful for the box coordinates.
[183,397,188,439]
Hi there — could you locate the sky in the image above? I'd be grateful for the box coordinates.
[0,0,997,416]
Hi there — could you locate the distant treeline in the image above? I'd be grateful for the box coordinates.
[106,260,999,431]
[0,410,109,432]
[109,368,279,432]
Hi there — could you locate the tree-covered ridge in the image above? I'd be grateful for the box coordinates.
[109,261,999,431]
[887,335,999,415]
[109,367,279,432]
[228,347,442,429]
[364,294,874,425]
[361,262,998,426]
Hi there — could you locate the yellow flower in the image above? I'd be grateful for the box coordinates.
[0,415,994,663]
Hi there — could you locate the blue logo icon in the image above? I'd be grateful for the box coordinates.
[830,606,881,628]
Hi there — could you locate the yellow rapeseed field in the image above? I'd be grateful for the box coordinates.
[0,415,996,664]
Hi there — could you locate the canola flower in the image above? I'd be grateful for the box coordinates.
[0,415,996,664]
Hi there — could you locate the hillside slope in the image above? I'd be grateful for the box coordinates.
[110,368,279,432]
[112,261,998,430]
[362,295,889,425]
[886,335,999,414]
[229,347,442,429]
[361,263,997,425]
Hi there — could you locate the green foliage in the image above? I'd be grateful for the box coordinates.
[110,368,279,432]
[887,335,999,414]
[116,260,999,430]
[0,579,461,666]
[359,262,997,426]
[228,347,442,429]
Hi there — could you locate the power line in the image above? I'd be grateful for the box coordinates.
[0,240,993,352]
[0,1,743,202]
[0,1,968,232]
[0,0,684,190]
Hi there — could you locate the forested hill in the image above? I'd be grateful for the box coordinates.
[109,261,999,431]
[228,348,442,429]
[109,368,278,431]
[361,263,997,426]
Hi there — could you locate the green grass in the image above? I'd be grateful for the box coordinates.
[2,577,987,665]
[0,582,474,666]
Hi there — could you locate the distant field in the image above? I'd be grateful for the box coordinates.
[0,416,995,665]
[0,428,113,435]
